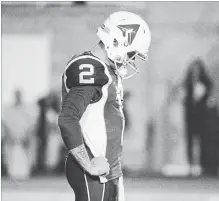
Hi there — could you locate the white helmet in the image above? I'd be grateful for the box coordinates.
[97,11,151,79]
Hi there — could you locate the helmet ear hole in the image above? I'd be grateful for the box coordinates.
[113,39,119,47]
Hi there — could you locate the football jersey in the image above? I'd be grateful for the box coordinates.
[60,52,125,182]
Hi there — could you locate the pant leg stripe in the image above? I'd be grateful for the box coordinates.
[118,177,125,201]
[84,173,90,201]
[101,183,105,201]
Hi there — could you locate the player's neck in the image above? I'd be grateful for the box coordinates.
[91,43,110,66]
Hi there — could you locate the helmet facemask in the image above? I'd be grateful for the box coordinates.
[112,50,148,79]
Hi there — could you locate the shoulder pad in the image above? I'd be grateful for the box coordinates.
[64,54,109,90]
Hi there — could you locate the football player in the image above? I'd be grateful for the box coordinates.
[58,11,151,201]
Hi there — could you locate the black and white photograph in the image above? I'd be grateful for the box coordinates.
[1,1,219,201]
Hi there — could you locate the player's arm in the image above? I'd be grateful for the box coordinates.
[58,86,94,171]
[58,86,96,150]
[58,86,109,176]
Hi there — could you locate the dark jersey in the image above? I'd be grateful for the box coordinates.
[59,52,125,182]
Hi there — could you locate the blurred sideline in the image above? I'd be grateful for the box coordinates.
[2,177,219,201]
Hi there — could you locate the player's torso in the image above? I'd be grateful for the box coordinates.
[62,52,125,180]
[102,65,125,180]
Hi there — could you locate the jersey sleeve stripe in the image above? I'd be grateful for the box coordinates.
[63,72,70,93]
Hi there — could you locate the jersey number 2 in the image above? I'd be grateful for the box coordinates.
[79,64,94,84]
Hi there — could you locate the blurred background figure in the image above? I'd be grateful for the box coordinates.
[184,59,213,176]
[33,92,65,175]
[33,97,48,175]
[1,121,10,176]
[2,89,37,180]
[45,92,66,175]
[161,80,188,177]
[202,91,219,177]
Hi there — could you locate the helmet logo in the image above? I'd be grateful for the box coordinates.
[117,24,140,45]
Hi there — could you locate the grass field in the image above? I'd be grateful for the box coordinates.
[2,176,219,201]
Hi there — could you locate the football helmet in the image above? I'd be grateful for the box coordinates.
[97,11,151,79]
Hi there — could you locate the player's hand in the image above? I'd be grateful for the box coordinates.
[88,156,110,176]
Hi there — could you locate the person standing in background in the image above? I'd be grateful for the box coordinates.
[184,59,213,176]
[202,90,219,176]
[45,92,66,175]
[33,97,49,175]
[2,89,36,180]
[1,121,9,176]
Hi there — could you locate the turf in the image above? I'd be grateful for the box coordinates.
[2,177,219,201]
